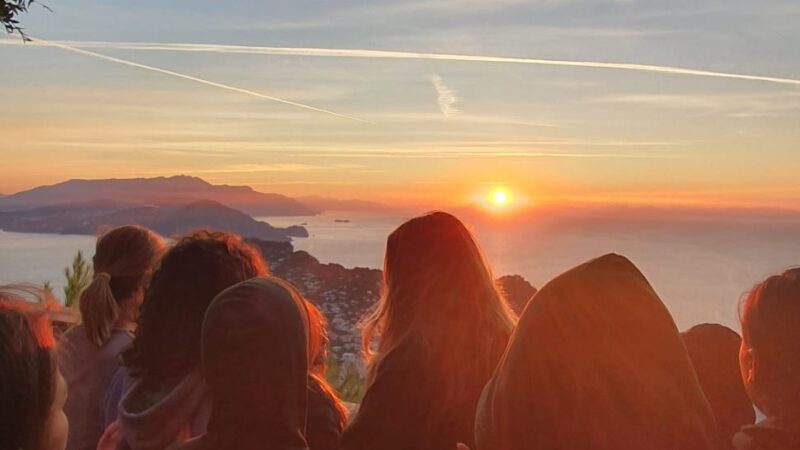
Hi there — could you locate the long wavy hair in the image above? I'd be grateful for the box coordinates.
[122,230,268,388]
[79,225,165,346]
[361,211,517,414]
[306,301,348,428]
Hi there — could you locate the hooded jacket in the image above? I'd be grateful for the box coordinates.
[476,253,718,450]
[115,370,212,450]
[171,277,311,450]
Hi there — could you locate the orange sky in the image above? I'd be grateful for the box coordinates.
[2,1,800,210]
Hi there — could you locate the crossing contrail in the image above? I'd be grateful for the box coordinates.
[6,38,800,87]
[26,38,373,124]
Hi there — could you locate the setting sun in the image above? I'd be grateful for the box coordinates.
[492,190,508,206]
[491,189,510,207]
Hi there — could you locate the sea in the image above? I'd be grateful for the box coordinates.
[2,210,799,333]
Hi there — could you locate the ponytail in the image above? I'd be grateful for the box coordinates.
[79,273,120,347]
[77,226,165,347]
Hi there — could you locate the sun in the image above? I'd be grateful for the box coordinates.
[490,189,509,207]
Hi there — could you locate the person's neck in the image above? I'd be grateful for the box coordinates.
[114,317,136,332]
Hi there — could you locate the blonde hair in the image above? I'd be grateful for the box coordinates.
[361,212,517,418]
[79,226,165,346]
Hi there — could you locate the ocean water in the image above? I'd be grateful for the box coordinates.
[0,231,96,298]
[266,212,800,332]
[3,212,799,333]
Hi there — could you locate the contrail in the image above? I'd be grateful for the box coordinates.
[5,38,800,87]
[26,38,373,123]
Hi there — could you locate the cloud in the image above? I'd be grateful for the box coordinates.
[188,163,370,174]
[429,74,461,117]
[592,92,800,116]
[24,39,372,124]
[5,38,800,87]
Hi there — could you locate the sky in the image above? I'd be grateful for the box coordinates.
[1,0,799,208]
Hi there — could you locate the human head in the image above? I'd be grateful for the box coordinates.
[360,211,517,440]
[682,324,755,448]
[79,225,165,346]
[201,277,309,448]
[476,254,716,450]
[739,268,800,417]
[123,230,267,387]
[363,211,516,362]
[0,287,68,450]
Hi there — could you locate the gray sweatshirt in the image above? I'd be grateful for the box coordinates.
[58,325,134,450]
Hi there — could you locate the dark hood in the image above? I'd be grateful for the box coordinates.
[733,415,800,450]
[200,276,310,450]
[475,253,717,450]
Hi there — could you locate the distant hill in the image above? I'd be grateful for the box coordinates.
[0,176,319,217]
[0,199,308,242]
[296,195,402,213]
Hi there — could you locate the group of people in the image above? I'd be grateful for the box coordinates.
[1,211,798,450]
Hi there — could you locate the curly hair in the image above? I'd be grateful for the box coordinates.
[122,230,268,388]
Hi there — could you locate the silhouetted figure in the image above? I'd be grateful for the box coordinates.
[306,302,348,450]
[170,277,311,450]
[58,226,165,450]
[1,287,68,450]
[682,324,756,449]
[341,211,517,450]
[475,254,716,450]
[735,268,800,450]
[104,231,268,450]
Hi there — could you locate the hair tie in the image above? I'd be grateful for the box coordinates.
[95,272,111,282]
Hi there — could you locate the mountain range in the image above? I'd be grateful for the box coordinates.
[0,176,318,217]
[0,199,308,241]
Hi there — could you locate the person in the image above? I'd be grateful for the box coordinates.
[58,225,165,450]
[475,254,717,450]
[305,301,348,450]
[170,277,311,450]
[1,286,69,450]
[341,211,517,450]
[682,324,755,449]
[734,268,800,450]
[104,230,268,450]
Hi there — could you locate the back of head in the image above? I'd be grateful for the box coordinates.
[476,254,716,450]
[0,289,57,450]
[201,277,309,449]
[361,211,517,434]
[123,230,267,388]
[739,268,800,416]
[79,225,165,346]
[682,324,755,448]
[364,211,516,371]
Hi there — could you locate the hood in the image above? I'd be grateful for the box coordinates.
[201,276,310,450]
[118,370,211,450]
[475,253,717,450]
